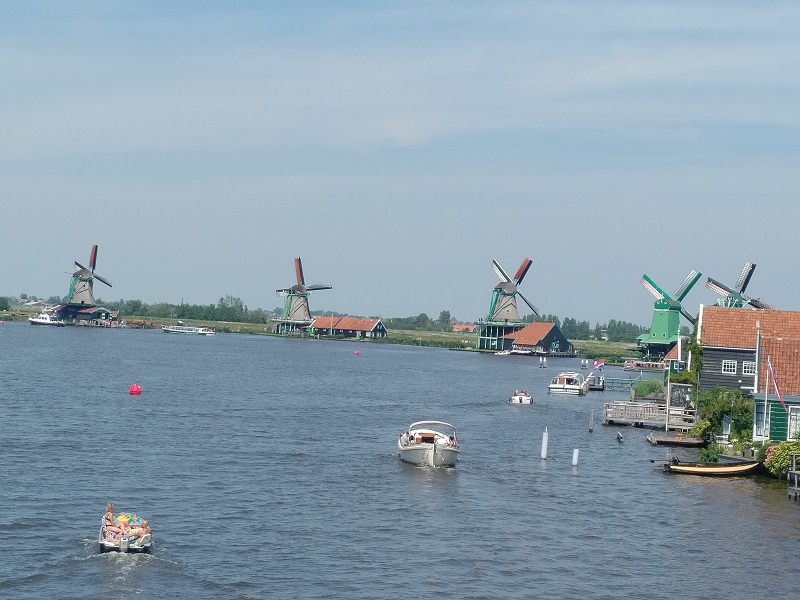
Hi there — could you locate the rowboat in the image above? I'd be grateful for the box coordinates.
[663,457,760,476]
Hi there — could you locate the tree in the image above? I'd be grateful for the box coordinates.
[20,293,27,300]
[437,310,452,331]
[0,297,9,311]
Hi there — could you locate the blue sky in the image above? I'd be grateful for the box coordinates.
[2,1,799,325]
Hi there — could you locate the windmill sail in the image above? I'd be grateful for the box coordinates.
[66,244,112,306]
[487,258,538,321]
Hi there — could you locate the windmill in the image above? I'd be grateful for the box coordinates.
[275,257,332,326]
[706,262,774,309]
[65,244,112,307]
[486,258,539,322]
[637,269,701,357]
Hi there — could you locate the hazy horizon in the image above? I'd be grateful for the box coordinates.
[3,2,798,326]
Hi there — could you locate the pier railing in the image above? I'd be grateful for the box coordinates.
[602,401,697,431]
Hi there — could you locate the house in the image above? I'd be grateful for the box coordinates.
[502,322,573,355]
[310,316,387,339]
[696,305,800,442]
[452,324,476,333]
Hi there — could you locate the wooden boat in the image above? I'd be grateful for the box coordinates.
[663,457,760,476]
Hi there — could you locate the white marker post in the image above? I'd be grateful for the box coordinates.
[572,449,579,466]
[541,427,549,460]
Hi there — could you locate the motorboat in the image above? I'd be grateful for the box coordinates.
[548,372,588,395]
[28,311,65,327]
[98,512,153,553]
[397,421,460,467]
[162,324,215,335]
[509,390,533,404]
[663,455,760,476]
[624,359,665,372]
[495,350,511,356]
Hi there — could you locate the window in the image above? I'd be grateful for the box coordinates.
[721,360,737,374]
[789,406,800,441]
[742,361,757,376]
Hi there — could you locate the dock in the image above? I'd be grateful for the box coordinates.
[647,431,706,447]
[602,401,697,432]
[603,375,643,391]
[789,453,800,500]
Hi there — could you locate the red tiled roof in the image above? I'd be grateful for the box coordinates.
[503,322,554,345]
[664,345,679,361]
[311,316,382,332]
[452,324,476,332]
[698,305,800,395]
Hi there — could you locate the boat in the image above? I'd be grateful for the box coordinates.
[509,390,533,404]
[162,322,215,335]
[98,512,153,553]
[495,350,511,356]
[548,372,589,395]
[28,311,66,327]
[663,456,760,476]
[623,359,665,372]
[397,421,460,467]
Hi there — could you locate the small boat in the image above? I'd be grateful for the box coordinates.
[548,372,588,395]
[663,455,760,476]
[98,512,153,553]
[495,350,511,356]
[397,421,460,467]
[623,359,665,372]
[162,323,215,335]
[509,390,533,404]
[28,311,66,327]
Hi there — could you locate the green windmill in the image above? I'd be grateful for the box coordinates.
[706,262,774,309]
[637,269,701,358]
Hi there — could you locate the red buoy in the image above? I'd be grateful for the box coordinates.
[354,351,360,356]
[129,384,142,395]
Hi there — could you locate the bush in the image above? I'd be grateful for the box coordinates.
[699,445,720,462]
[763,441,800,478]
[756,441,777,463]
[633,380,664,398]
[688,419,712,440]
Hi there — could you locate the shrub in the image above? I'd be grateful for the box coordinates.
[699,445,720,463]
[633,380,664,398]
[763,441,800,478]
[688,419,712,440]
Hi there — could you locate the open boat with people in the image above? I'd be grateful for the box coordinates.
[99,509,153,553]
[624,359,665,372]
[397,421,460,467]
[509,390,533,404]
[548,372,588,395]
[28,311,65,327]
[663,455,760,476]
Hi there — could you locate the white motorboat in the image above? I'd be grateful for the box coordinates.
[548,372,589,395]
[509,390,533,404]
[162,324,215,335]
[495,350,511,356]
[28,311,65,327]
[397,421,460,467]
[98,513,153,554]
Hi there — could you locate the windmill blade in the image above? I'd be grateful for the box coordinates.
[89,244,99,271]
[94,273,112,287]
[679,307,697,325]
[492,260,513,283]
[294,257,305,286]
[75,261,89,271]
[735,262,756,293]
[305,283,332,290]
[516,291,540,316]
[275,287,292,294]
[706,277,735,299]
[744,296,774,310]
[641,275,668,300]
[673,269,701,302]
[513,258,533,284]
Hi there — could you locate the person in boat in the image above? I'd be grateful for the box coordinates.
[127,520,151,541]
[103,503,125,539]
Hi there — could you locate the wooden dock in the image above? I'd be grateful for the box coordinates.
[789,453,800,500]
[647,431,706,447]
[602,401,697,432]
[604,375,643,391]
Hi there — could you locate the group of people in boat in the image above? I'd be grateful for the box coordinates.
[103,502,151,543]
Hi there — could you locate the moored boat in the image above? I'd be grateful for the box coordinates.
[548,372,588,395]
[28,311,66,327]
[397,421,460,467]
[663,456,760,476]
[509,390,533,404]
[623,359,665,372]
[162,324,215,335]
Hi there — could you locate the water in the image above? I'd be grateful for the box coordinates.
[1,321,797,599]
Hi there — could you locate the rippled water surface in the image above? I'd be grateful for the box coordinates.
[1,321,798,599]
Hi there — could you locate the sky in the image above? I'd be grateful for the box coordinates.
[2,1,799,326]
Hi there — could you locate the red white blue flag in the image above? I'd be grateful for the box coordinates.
[767,356,789,413]
[593,359,605,372]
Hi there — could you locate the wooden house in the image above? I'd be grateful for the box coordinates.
[697,305,800,442]
[502,322,573,355]
[310,316,387,339]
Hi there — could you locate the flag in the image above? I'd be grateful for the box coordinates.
[593,359,605,373]
[767,356,789,414]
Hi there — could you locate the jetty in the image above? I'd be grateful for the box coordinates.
[789,453,800,500]
[601,401,696,432]
[647,431,705,447]
[603,374,643,391]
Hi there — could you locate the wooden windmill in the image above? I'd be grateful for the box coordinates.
[706,262,774,309]
[65,244,112,308]
[486,258,539,322]
[637,269,701,357]
[274,257,332,334]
